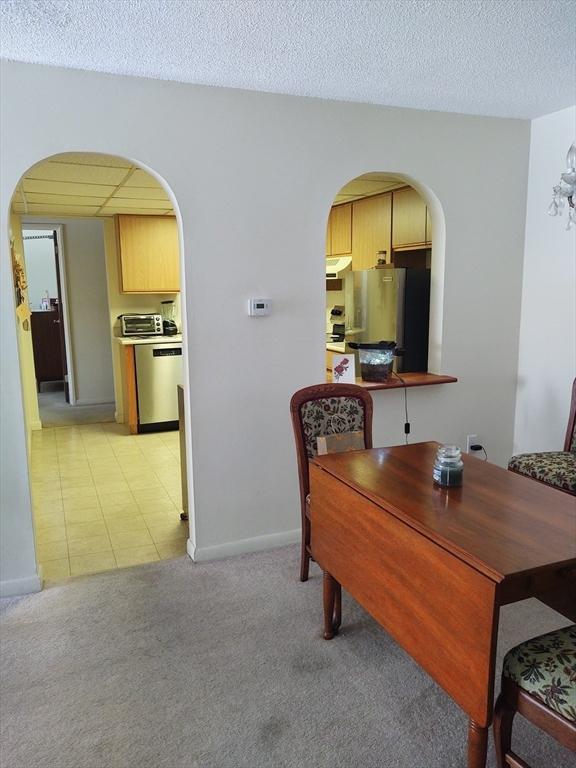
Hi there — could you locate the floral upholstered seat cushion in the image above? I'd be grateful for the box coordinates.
[503,625,576,722]
[508,451,576,494]
[300,397,365,458]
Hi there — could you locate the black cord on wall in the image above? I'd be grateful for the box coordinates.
[391,371,410,444]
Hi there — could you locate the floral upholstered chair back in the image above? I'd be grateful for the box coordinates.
[300,395,367,459]
[508,378,576,496]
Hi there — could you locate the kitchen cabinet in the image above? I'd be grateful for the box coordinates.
[352,193,392,271]
[117,214,180,293]
[392,188,428,249]
[326,203,352,256]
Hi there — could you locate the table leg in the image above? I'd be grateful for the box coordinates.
[323,571,339,640]
[333,580,342,633]
[467,720,488,768]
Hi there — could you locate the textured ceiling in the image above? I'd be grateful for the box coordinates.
[1,1,574,119]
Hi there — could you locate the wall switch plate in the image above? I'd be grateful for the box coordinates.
[466,434,479,453]
[247,298,272,316]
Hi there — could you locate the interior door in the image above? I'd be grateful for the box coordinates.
[52,231,70,402]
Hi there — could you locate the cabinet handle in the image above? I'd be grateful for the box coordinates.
[53,319,60,324]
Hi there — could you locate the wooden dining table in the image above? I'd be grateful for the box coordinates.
[309,442,576,768]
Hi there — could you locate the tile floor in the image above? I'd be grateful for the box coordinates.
[30,422,188,584]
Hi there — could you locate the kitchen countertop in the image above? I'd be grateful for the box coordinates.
[326,342,346,353]
[115,334,183,346]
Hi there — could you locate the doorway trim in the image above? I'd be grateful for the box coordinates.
[22,222,76,405]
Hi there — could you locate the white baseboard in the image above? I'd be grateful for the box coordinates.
[30,420,43,431]
[0,573,42,597]
[188,528,300,563]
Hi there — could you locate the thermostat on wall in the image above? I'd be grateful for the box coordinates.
[248,298,272,316]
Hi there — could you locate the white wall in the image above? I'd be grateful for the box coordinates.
[1,213,41,596]
[23,217,115,406]
[1,61,530,591]
[22,230,58,310]
[513,106,576,453]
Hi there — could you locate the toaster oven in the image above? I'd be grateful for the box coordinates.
[120,314,163,337]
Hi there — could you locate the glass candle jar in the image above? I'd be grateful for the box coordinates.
[433,444,463,487]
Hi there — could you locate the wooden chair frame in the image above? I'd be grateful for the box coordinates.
[493,676,576,768]
[563,378,576,453]
[290,383,373,582]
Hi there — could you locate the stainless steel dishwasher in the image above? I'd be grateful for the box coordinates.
[134,343,183,431]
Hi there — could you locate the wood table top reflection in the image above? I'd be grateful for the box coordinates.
[309,441,576,768]
[313,441,576,580]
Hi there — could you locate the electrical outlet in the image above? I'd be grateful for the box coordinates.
[466,434,478,453]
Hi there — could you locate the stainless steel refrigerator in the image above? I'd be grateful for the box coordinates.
[344,268,430,372]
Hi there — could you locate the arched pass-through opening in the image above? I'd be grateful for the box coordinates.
[7,151,194,585]
[324,171,445,383]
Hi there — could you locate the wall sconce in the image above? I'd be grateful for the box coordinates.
[548,143,576,230]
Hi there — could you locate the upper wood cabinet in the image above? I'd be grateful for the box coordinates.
[392,188,428,249]
[117,214,180,293]
[352,193,392,271]
[326,203,352,256]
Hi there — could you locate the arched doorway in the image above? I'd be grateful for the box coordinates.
[325,171,444,382]
[8,152,192,584]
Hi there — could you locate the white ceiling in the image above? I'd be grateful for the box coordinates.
[12,153,173,217]
[1,1,574,119]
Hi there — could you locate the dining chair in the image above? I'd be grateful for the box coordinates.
[508,378,576,495]
[493,624,576,767]
[290,383,373,582]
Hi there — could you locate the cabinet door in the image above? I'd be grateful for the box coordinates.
[330,203,352,255]
[392,188,427,248]
[118,215,180,293]
[352,193,392,271]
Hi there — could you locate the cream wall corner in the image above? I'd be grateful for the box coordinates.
[513,105,576,454]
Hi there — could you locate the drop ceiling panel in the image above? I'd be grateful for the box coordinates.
[13,203,101,216]
[27,162,128,186]
[358,173,404,183]
[102,207,172,216]
[50,152,132,168]
[112,186,171,201]
[102,197,172,210]
[25,193,108,206]
[15,154,173,217]
[123,170,163,188]
[22,179,117,197]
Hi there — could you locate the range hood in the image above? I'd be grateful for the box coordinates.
[326,256,352,279]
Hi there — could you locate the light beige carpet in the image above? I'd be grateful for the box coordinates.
[1,546,573,768]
